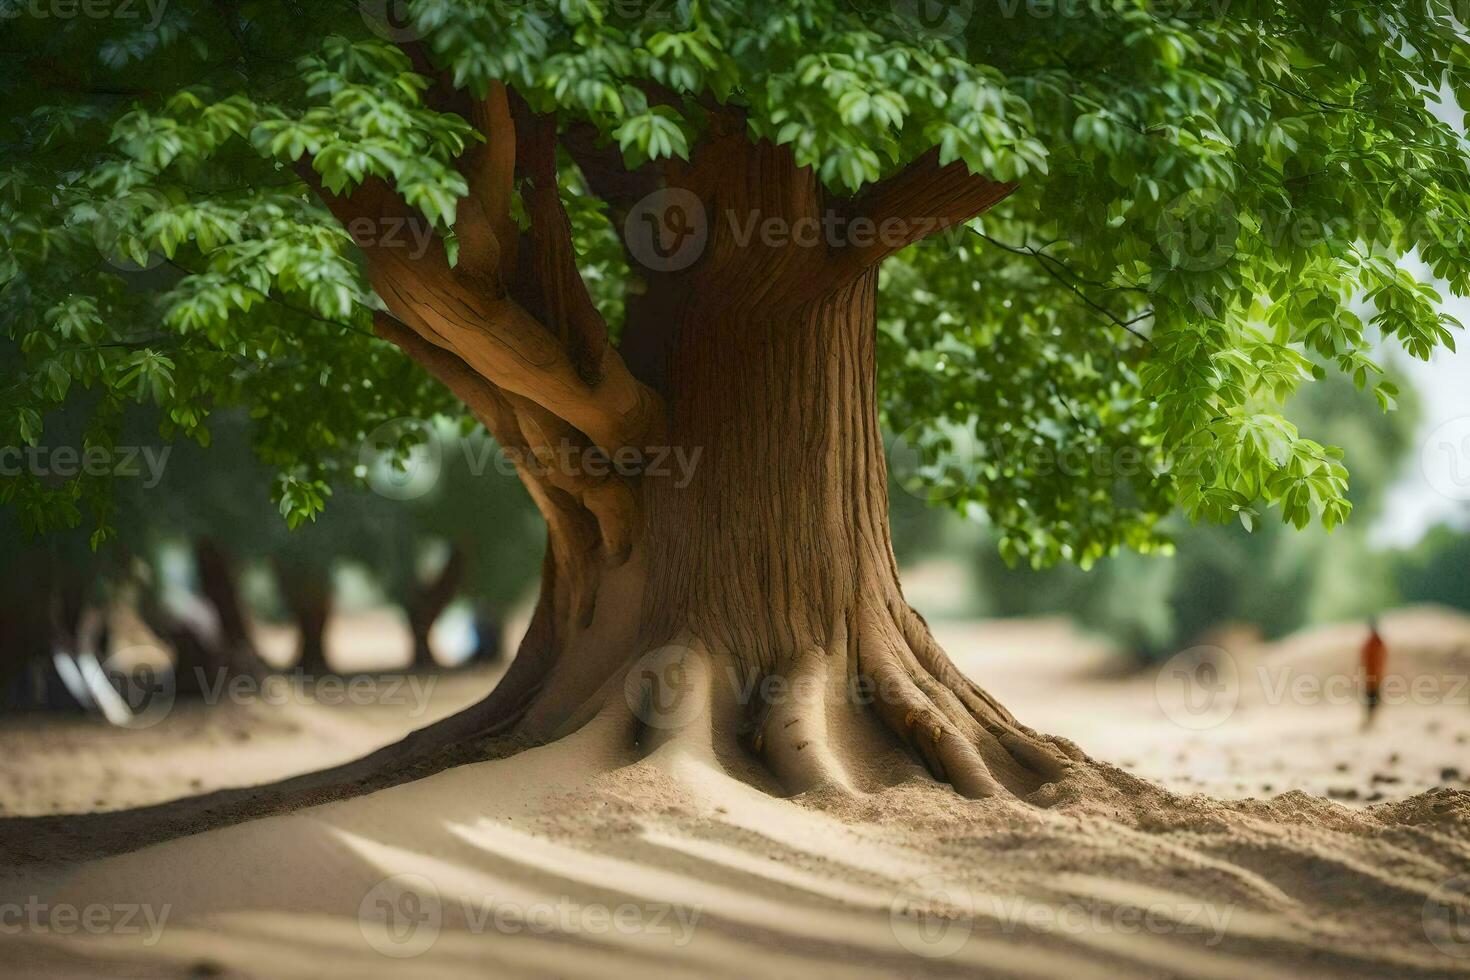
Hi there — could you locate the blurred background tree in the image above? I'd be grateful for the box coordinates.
[963,367,1422,660]
[1395,519,1470,615]
[2,379,544,709]
[140,412,546,676]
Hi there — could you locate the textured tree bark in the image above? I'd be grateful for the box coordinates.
[468,259,1077,798]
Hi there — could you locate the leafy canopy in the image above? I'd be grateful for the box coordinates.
[2,0,1467,566]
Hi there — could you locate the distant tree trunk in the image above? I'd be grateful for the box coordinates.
[271,558,333,675]
[407,545,466,670]
[140,541,271,696]
[470,601,504,664]
[0,552,100,705]
[194,540,270,673]
[0,585,56,706]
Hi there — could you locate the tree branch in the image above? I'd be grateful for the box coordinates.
[373,312,637,561]
[369,310,516,437]
[510,99,611,384]
[972,231,1154,345]
[837,149,1017,272]
[457,81,520,283]
[295,151,663,454]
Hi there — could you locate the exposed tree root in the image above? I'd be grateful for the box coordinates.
[0,590,1086,866]
[617,602,1080,804]
[750,643,856,796]
[0,642,546,866]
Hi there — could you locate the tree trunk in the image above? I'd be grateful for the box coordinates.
[2,557,106,710]
[191,539,271,685]
[294,594,331,676]
[272,558,333,675]
[407,545,466,670]
[0,582,62,708]
[370,132,1079,800]
[472,263,1075,799]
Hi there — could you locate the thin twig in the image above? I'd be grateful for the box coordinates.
[972,231,1154,345]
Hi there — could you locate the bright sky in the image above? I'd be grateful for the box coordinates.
[1368,93,1470,548]
[1373,286,1470,547]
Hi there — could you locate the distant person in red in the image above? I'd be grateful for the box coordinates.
[1361,616,1388,730]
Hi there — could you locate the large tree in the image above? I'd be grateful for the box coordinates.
[2,0,1468,831]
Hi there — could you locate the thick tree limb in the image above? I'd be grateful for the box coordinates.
[370,310,518,439]
[458,81,520,282]
[835,148,1017,273]
[370,249,659,453]
[372,312,638,562]
[511,105,611,384]
[297,157,662,454]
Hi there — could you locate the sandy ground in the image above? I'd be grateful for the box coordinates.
[0,611,505,817]
[1,608,1468,977]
